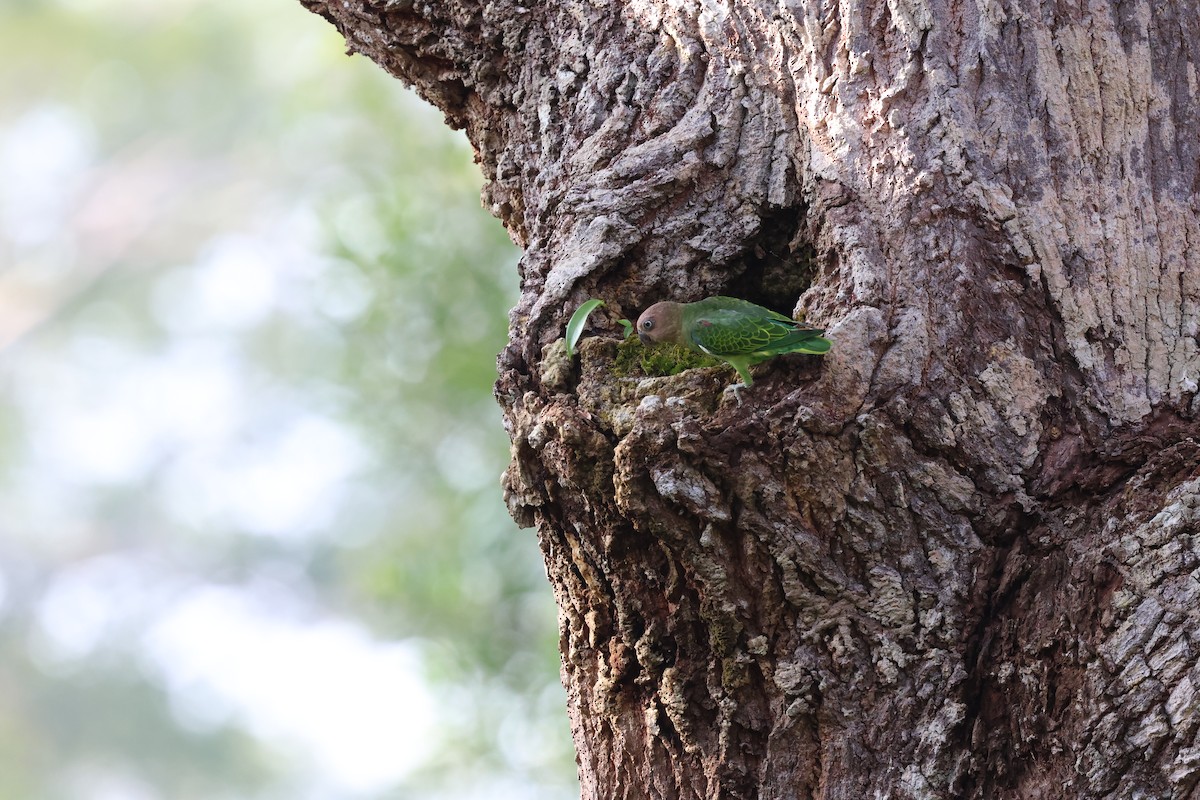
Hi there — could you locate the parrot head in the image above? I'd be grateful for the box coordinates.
[636,301,684,345]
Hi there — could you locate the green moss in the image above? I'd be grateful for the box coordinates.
[611,337,723,379]
[722,660,750,689]
[701,603,750,690]
[707,613,741,659]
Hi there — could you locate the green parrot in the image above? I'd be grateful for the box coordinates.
[636,295,831,398]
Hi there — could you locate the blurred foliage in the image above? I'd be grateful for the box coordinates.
[0,0,575,798]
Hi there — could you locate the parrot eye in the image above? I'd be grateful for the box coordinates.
[641,319,654,330]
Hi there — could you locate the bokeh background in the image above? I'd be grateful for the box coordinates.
[0,1,577,797]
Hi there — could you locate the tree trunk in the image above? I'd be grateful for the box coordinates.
[301,0,1200,796]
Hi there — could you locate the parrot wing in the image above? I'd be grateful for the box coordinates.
[688,307,831,357]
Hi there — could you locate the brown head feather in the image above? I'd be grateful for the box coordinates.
[636,301,685,345]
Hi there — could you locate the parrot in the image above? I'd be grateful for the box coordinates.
[635,295,831,400]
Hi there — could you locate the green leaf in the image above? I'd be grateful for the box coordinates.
[566,299,605,357]
[618,319,633,339]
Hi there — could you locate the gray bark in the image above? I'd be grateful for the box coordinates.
[302,0,1200,797]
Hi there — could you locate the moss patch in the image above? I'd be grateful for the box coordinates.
[611,337,723,379]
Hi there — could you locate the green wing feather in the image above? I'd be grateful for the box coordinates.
[685,297,831,357]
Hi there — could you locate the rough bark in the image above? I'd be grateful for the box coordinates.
[301,0,1200,797]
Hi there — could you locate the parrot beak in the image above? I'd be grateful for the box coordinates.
[638,332,651,345]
